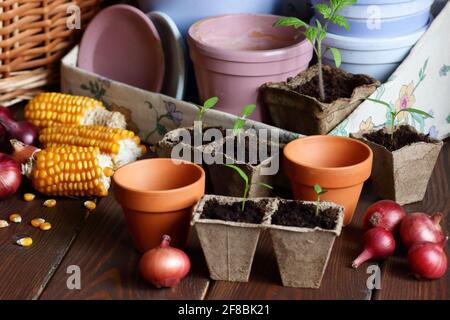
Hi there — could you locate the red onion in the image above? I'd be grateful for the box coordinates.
[0,106,14,121]
[363,200,405,232]
[10,139,40,165]
[352,227,396,268]
[400,212,445,249]
[0,153,22,200]
[139,235,191,288]
[408,241,448,280]
[0,118,39,146]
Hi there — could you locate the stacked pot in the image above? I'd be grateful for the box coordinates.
[312,0,434,81]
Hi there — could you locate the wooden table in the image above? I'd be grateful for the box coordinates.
[0,108,448,300]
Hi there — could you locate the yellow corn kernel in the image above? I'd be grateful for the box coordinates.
[40,222,52,231]
[43,199,57,208]
[31,218,45,228]
[23,193,36,202]
[17,237,33,247]
[103,167,114,178]
[9,213,22,223]
[0,220,9,228]
[84,200,96,210]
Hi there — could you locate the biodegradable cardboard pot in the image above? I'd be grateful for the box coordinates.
[260,65,379,135]
[113,158,205,252]
[351,125,443,205]
[283,136,373,225]
[192,195,276,282]
[267,199,344,288]
[204,132,281,197]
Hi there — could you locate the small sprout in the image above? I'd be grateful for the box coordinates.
[225,164,273,212]
[84,200,96,211]
[273,0,356,101]
[23,193,36,202]
[233,104,256,137]
[16,237,33,247]
[43,199,56,208]
[314,183,328,216]
[366,98,433,141]
[197,96,219,122]
[31,218,45,228]
[0,220,9,228]
[9,213,22,223]
[39,222,52,231]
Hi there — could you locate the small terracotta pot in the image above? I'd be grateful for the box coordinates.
[113,158,205,252]
[283,136,373,225]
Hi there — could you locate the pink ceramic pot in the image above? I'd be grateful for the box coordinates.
[188,14,313,122]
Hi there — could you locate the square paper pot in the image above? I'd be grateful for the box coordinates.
[192,195,275,282]
[352,126,443,205]
[204,133,281,198]
[268,200,344,288]
[260,64,379,135]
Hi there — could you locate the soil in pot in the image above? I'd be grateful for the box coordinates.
[201,198,266,224]
[362,125,433,151]
[293,67,375,103]
[271,202,338,230]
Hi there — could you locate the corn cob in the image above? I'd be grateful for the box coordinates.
[25,93,126,129]
[39,125,146,168]
[24,146,113,197]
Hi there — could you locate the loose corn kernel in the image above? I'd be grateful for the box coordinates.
[23,193,36,202]
[40,222,52,231]
[84,200,96,210]
[43,199,57,208]
[9,213,22,223]
[103,167,114,178]
[0,220,9,228]
[17,237,33,247]
[31,218,45,228]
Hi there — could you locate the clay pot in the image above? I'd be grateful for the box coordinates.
[192,195,276,282]
[283,136,373,225]
[260,65,379,135]
[351,125,443,205]
[267,199,344,288]
[113,158,205,252]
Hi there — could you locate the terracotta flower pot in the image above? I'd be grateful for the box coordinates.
[192,195,275,282]
[283,136,373,225]
[267,199,344,288]
[351,125,443,205]
[260,65,379,135]
[113,158,205,252]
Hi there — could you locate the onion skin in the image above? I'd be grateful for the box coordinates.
[0,106,14,121]
[0,153,22,200]
[408,241,448,280]
[0,119,39,146]
[400,212,445,249]
[363,200,405,232]
[139,235,191,288]
[10,139,40,165]
[352,227,396,269]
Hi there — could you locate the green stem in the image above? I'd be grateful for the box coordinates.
[316,39,325,102]
[316,195,320,216]
[241,181,249,212]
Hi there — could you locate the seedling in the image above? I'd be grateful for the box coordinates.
[197,96,219,122]
[274,0,356,102]
[225,164,273,212]
[233,104,256,137]
[366,98,433,141]
[314,183,328,216]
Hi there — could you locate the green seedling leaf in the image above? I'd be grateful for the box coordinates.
[399,108,433,119]
[225,164,249,212]
[315,3,331,18]
[305,27,318,44]
[314,183,328,196]
[204,96,219,109]
[273,17,308,29]
[233,119,246,136]
[329,47,342,68]
[258,183,274,190]
[332,15,350,30]
[233,104,256,136]
[242,104,256,118]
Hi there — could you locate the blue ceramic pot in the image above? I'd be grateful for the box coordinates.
[137,0,282,36]
[312,0,433,38]
[322,23,429,81]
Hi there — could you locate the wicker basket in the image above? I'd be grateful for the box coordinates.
[0,0,100,106]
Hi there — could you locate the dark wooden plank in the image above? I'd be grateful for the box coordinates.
[0,188,89,299]
[40,194,211,300]
[375,141,450,300]
[205,183,380,300]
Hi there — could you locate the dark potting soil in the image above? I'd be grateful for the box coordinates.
[201,198,266,224]
[271,202,338,230]
[363,125,434,152]
[294,68,374,103]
